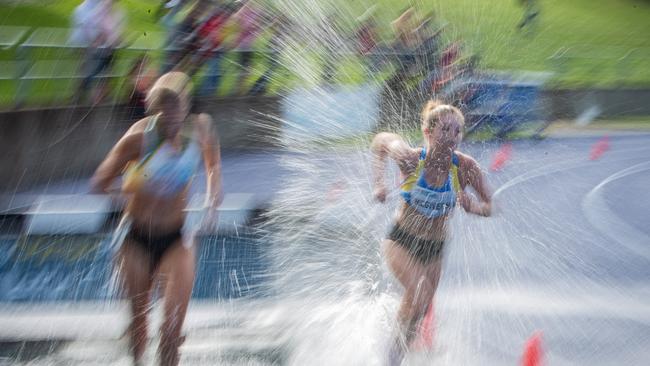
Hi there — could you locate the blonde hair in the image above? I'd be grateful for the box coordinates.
[145,71,192,114]
[421,100,465,131]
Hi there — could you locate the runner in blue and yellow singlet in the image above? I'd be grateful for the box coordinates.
[371,100,492,365]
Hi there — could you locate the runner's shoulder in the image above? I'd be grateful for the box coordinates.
[126,117,151,135]
[454,150,481,172]
[117,119,148,153]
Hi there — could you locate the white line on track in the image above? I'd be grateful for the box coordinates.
[581,161,650,259]
[493,144,650,198]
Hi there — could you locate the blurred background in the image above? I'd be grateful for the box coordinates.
[0,0,649,365]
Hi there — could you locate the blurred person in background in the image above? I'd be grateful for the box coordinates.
[371,101,491,366]
[429,41,463,95]
[353,5,382,76]
[249,13,292,95]
[184,2,241,96]
[392,7,418,55]
[161,0,211,74]
[70,0,102,47]
[232,0,264,95]
[91,72,222,366]
[156,0,192,26]
[355,6,379,56]
[439,54,483,110]
[72,0,125,104]
[125,55,157,121]
[412,10,446,74]
[386,7,419,92]
[356,5,405,76]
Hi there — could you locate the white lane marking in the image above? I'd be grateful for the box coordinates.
[493,144,650,198]
[582,161,650,258]
[439,286,650,324]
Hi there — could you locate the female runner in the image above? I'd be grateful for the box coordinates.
[371,100,492,364]
[91,71,222,365]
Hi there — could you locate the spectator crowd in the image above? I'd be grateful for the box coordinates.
[68,0,479,116]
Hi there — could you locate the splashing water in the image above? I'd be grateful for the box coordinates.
[254,1,650,365]
[1,0,650,365]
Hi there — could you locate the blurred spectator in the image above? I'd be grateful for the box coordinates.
[392,7,418,50]
[418,41,462,96]
[384,7,419,92]
[155,0,191,26]
[125,55,156,121]
[250,14,292,95]
[424,46,482,116]
[354,5,398,76]
[392,7,422,73]
[161,0,211,74]
[413,11,445,72]
[191,2,241,96]
[355,6,379,56]
[70,0,102,47]
[73,0,125,104]
[233,1,264,95]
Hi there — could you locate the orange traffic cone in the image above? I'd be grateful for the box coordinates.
[589,135,610,161]
[521,332,544,366]
[490,143,513,172]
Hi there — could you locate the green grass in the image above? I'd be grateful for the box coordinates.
[0,0,649,107]
[0,1,160,30]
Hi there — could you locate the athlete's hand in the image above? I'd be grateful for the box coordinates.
[458,191,491,217]
[473,201,492,217]
[458,191,472,212]
[374,185,387,203]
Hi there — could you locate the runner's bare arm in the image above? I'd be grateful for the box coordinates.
[90,132,142,194]
[457,153,492,216]
[196,113,223,208]
[371,132,417,202]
